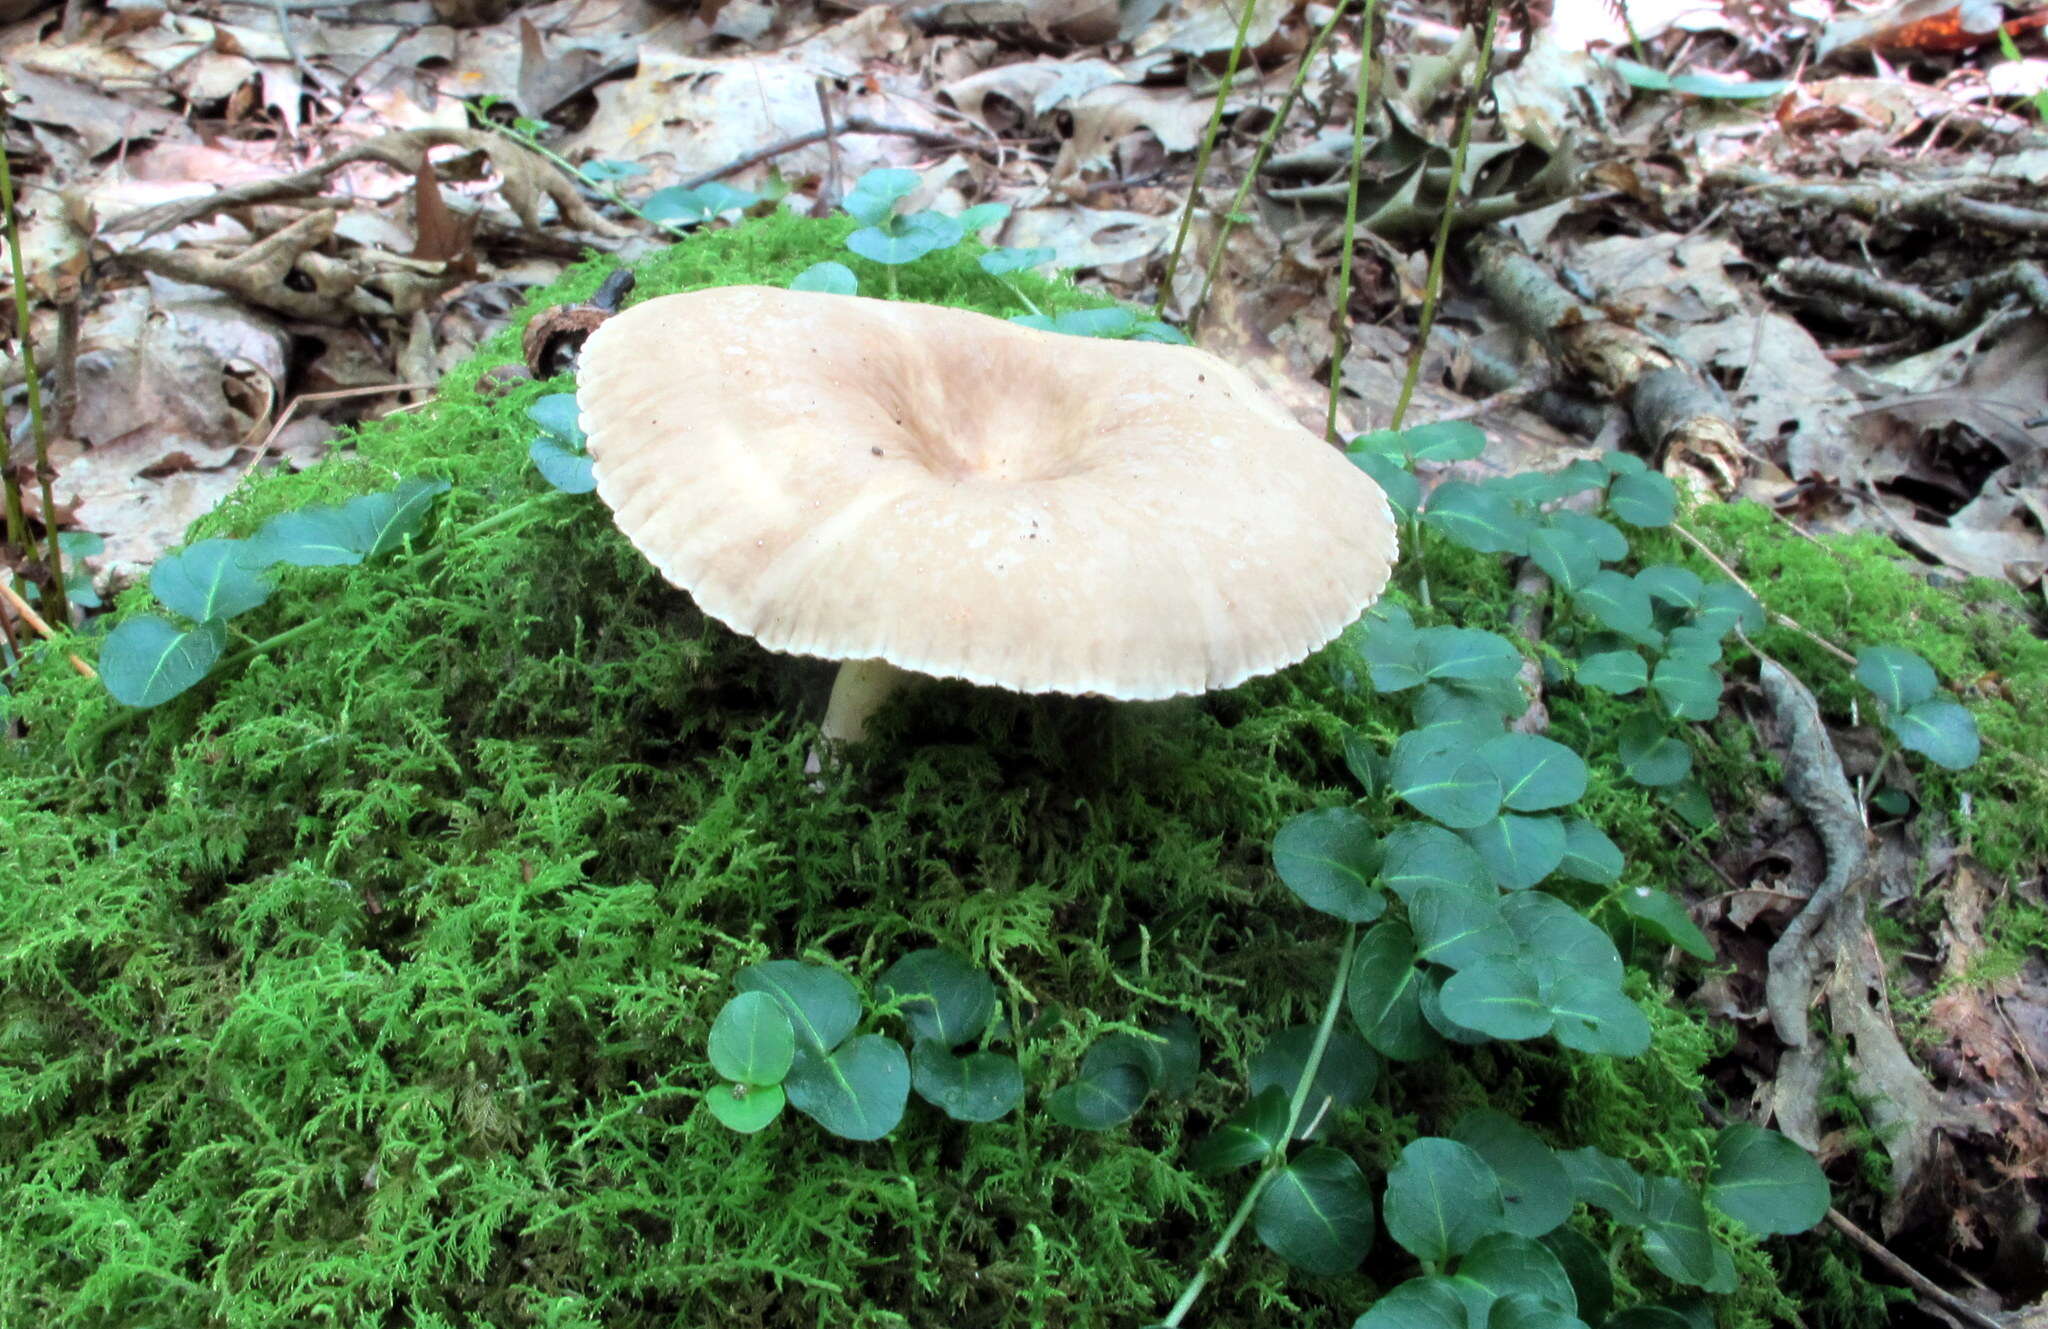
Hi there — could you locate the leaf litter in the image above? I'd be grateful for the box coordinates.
[3,0,2047,1315]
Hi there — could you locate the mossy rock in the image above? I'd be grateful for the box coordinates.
[1,211,2036,1328]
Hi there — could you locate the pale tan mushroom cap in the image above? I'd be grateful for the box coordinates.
[577,285,1397,700]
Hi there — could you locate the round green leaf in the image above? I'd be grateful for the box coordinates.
[641,181,756,224]
[1418,968,1491,1046]
[1348,922,1441,1062]
[1440,956,1553,1040]
[1356,607,1425,693]
[955,201,1009,230]
[790,260,859,294]
[1560,1148,1648,1225]
[708,991,796,1085]
[909,1041,1023,1122]
[1461,814,1568,891]
[847,211,963,264]
[1418,627,1527,684]
[1479,734,1588,813]
[1546,510,1629,562]
[1556,819,1624,884]
[1452,1109,1573,1239]
[1046,1061,1147,1131]
[1889,699,1980,770]
[1608,471,1677,527]
[1546,973,1651,1056]
[1249,1025,1379,1138]
[705,1081,784,1133]
[1651,656,1722,721]
[1457,1231,1578,1315]
[736,960,860,1056]
[1411,885,1517,970]
[1255,1146,1376,1276]
[1574,570,1654,637]
[530,437,598,493]
[1403,420,1488,463]
[1344,731,1386,796]
[977,245,1055,275]
[1601,450,1648,475]
[100,616,225,708]
[1540,1227,1613,1325]
[783,1034,909,1140]
[526,393,584,443]
[1393,733,1504,829]
[1603,1309,1694,1329]
[1500,892,1622,988]
[1575,650,1648,695]
[1859,647,1933,708]
[1351,449,1422,519]
[1617,713,1693,787]
[1380,824,1491,902]
[343,476,452,558]
[1662,624,1725,663]
[1617,887,1713,960]
[1352,1277,1470,1329]
[1639,1177,1721,1287]
[1191,1084,1289,1173]
[840,167,918,225]
[1529,525,1602,593]
[150,540,272,622]
[1695,582,1763,635]
[1384,1137,1508,1265]
[1485,1291,1584,1329]
[239,506,367,569]
[1423,482,1534,555]
[1636,565,1704,609]
[1147,1014,1201,1098]
[1708,1124,1828,1235]
[876,949,995,1048]
[1414,681,1518,739]
[1274,807,1387,922]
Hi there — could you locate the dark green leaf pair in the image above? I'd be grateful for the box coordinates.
[1854,645,1981,769]
[1046,1015,1199,1132]
[527,392,597,494]
[734,960,908,1141]
[876,949,1022,1123]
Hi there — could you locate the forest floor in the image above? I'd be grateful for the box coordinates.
[1,0,2046,1322]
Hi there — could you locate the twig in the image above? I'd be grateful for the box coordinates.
[1153,0,1259,320]
[1426,373,1556,424]
[1825,1210,2003,1329]
[674,117,1007,194]
[1392,0,1497,430]
[1670,523,1858,668]
[0,108,67,628]
[231,381,435,491]
[0,578,94,678]
[1326,0,1379,441]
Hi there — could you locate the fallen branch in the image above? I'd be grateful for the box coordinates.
[1470,230,1745,491]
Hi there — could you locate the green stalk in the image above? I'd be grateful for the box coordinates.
[1324,0,1381,443]
[1160,924,1360,1327]
[0,116,67,625]
[1154,0,1261,318]
[1188,0,1354,332]
[1389,0,1499,430]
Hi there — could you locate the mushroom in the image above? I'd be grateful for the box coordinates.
[575,285,1397,751]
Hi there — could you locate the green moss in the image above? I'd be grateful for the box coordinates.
[0,213,1960,1326]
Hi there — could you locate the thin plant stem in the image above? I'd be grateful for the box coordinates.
[1160,924,1360,1327]
[0,118,67,626]
[1389,1,1498,430]
[1325,0,1381,443]
[1188,0,1354,331]
[1154,0,1260,318]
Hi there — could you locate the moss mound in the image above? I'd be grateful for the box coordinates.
[1,212,2037,1327]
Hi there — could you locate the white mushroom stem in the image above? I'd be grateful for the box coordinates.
[821,657,914,745]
